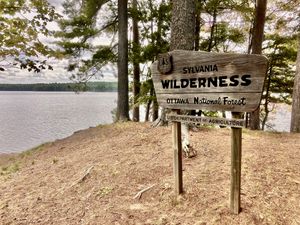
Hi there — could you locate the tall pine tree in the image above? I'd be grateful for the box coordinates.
[249,0,267,130]
[116,0,129,121]
[291,34,300,132]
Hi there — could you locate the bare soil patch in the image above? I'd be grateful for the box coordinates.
[0,122,299,225]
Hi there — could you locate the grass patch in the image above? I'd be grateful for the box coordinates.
[0,142,52,178]
[20,142,51,159]
[96,187,113,198]
[96,124,108,128]
[0,162,19,176]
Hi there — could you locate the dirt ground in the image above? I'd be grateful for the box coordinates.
[0,122,299,225]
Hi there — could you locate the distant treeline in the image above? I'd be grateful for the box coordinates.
[0,82,117,92]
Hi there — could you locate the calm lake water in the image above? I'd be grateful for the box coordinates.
[0,92,117,153]
[0,92,291,154]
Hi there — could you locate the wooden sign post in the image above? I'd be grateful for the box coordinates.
[172,109,183,195]
[151,50,268,214]
[230,112,243,214]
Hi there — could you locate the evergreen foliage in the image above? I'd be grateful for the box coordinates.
[56,0,117,83]
[131,0,171,120]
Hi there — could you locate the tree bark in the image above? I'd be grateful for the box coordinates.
[170,0,195,51]
[249,0,267,130]
[207,9,217,52]
[116,0,129,121]
[171,0,195,159]
[132,0,140,122]
[145,88,152,122]
[291,35,300,132]
[152,98,159,121]
[194,2,201,51]
[170,0,196,194]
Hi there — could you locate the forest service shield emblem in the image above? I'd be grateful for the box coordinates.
[157,53,173,74]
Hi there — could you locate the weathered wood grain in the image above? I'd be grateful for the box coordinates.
[230,112,243,214]
[152,50,268,112]
[172,110,183,195]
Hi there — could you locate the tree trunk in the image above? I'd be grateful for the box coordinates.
[170,0,195,51]
[207,9,217,52]
[132,0,140,122]
[291,35,300,132]
[171,0,195,159]
[145,99,151,122]
[249,0,267,130]
[261,49,276,130]
[145,87,153,122]
[154,0,195,127]
[247,19,254,54]
[152,98,159,121]
[116,0,129,121]
[195,2,201,51]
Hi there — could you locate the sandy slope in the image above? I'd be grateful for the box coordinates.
[0,122,299,225]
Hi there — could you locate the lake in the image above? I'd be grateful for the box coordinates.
[0,92,291,154]
[0,92,117,153]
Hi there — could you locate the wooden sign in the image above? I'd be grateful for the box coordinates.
[152,50,268,112]
[153,50,269,215]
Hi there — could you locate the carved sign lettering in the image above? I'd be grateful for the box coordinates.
[166,114,245,128]
[151,50,268,112]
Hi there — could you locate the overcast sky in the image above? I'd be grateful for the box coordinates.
[0,0,116,84]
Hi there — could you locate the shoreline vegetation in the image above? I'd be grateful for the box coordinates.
[0,81,117,92]
[0,122,299,224]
